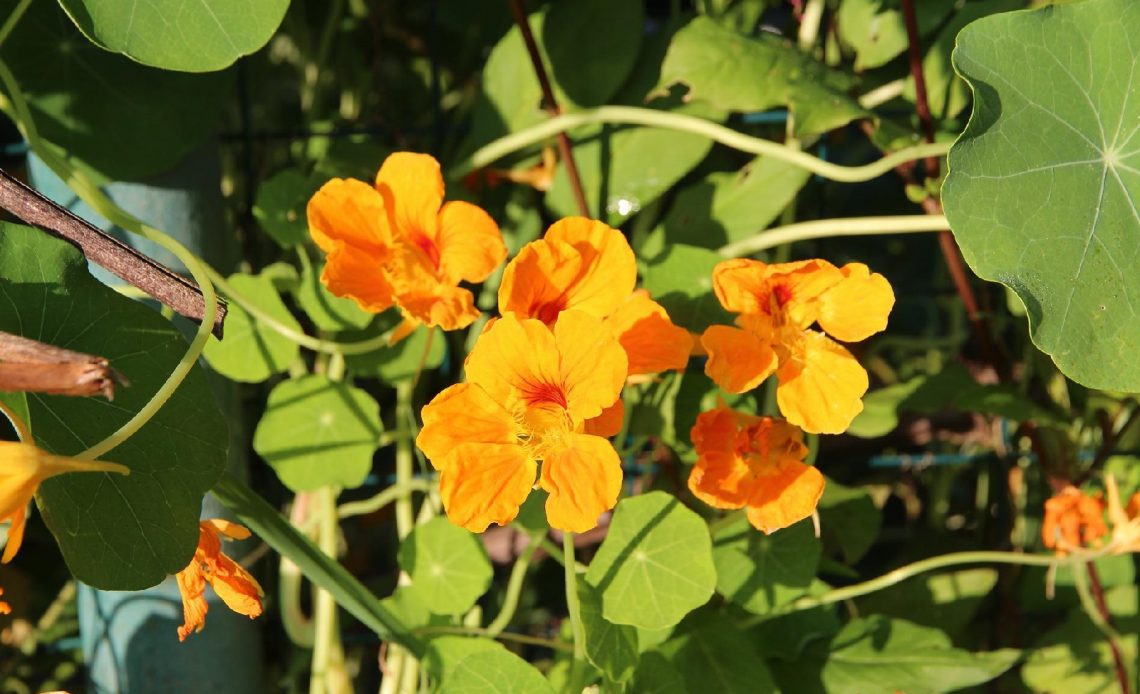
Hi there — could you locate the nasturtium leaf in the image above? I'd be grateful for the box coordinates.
[578,583,639,683]
[439,648,555,694]
[819,616,1020,693]
[817,479,880,564]
[642,245,733,334]
[629,652,687,694]
[1022,585,1138,692]
[253,169,316,249]
[712,517,821,614]
[585,492,716,630]
[398,517,493,616]
[661,155,811,250]
[202,272,301,383]
[294,260,373,332]
[377,585,449,632]
[656,611,777,694]
[252,375,381,492]
[424,636,505,684]
[59,0,289,72]
[943,0,1140,391]
[344,325,446,382]
[855,568,998,637]
[751,581,841,661]
[836,0,955,71]
[0,0,230,180]
[654,16,869,136]
[542,0,643,107]
[847,378,926,438]
[0,224,226,589]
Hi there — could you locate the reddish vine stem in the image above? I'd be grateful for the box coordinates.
[901,0,939,177]
[1087,562,1131,694]
[505,0,591,217]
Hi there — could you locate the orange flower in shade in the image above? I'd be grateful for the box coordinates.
[0,441,129,563]
[1041,486,1108,553]
[498,217,693,377]
[176,519,264,641]
[688,403,824,534]
[416,311,628,532]
[700,259,894,434]
[0,586,10,615]
[307,152,507,339]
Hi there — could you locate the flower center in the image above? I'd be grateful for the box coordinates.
[514,382,572,459]
[409,231,441,270]
[532,297,567,325]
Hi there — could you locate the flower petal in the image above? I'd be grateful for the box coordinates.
[375,152,444,239]
[436,201,506,284]
[321,242,396,313]
[439,443,536,532]
[418,383,517,470]
[1,504,27,564]
[396,282,481,331]
[584,400,624,438]
[307,178,389,254]
[211,554,265,619]
[553,310,628,423]
[543,218,636,318]
[776,331,868,434]
[816,263,895,342]
[465,314,561,409]
[745,461,825,534]
[176,564,208,641]
[700,325,777,394]
[712,258,841,328]
[203,518,252,542]
[498,238,586,324]
[605,291,693,375]
[539,434,622,532]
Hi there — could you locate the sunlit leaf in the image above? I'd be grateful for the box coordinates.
[712,517,821,614]
[399,518,493,616]
[578,582,639,683]
[439,648,555,694]
[203,272,301,383]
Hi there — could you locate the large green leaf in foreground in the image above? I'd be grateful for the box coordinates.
[0,224,226,589]
[943,0,1140,391]
[59,0,289,72]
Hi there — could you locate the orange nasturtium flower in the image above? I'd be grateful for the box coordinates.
[701,259,894,434]
[499,217,693,378]
[0,586,9,615]
[1,441,129,563]
[688,403,824,534]
[176,519,264,641]
[1041,486,1108,553]
[307,152,507,339]
[417,311,628,532]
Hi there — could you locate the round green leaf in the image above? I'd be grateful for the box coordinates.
[253,169,315,249]
[712,517,821,615]
[585,492,716,630]
[344,325,445,382]
[439,648,555,694]
[578,582,639,683]
[59,0,289,72]
[203,272,301,383]
[0,0,230,180]
[0,224,227,589]
[657,611,777,694]
[253,375,381,492]
[294,260,373,332]
[641,245,733,334]
[398,517,493,616]
[424,636,505,684]
[943,0,1140,391]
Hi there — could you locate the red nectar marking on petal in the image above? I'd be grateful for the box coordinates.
[522,380,569,410]
[409,232,441,270]
[533,297,567,325]
[772,283,794,307]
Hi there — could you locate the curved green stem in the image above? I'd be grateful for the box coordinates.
[457,106,950,183]
[0,0,32,49]
[485,530,545,638]
[337,478,433,520]
[562,532,587,692]
[394,382,416,539]
[718,214,949,258]
[412,625,574,653]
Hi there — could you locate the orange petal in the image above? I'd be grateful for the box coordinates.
[711,259,769,314]
[605,291,693,375]
[1,504,27,564]
[321,242,396,313]
[689,451,753,510]
[553,310,628,423]
[817,263,894,342]
[700,325,777,394]
[539,434,622,532]
[745,462,825,534]
[202,519,252,542]
[584,400,624,438]
[396,282,481,331]
[498,238,586,324]
[543,218,636,318]
[438,443,536,532]
[307,178,389,254]
[375,152,444,240]
[465,314,562,408]
[436,201,506,284]
[417,384,517,470]
[0,587,10,615]
[211,554,265,620]
[176,564,208,641]
[712,259,841,328]
[776,331,868,434]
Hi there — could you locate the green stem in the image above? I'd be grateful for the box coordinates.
[718,214,948,258]
[310,487,344,694]
[457,106,950,184]
[337,478,433,520]
[0,0,32,49]
[485,530,545,638]
[394,382,416,539]
[412,625,574,653]
[212,473,423,655]
[562,532,587,691]
[534,535,588,574]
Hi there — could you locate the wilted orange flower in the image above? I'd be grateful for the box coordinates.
[417,311,628,532]
[499,217,693,377]
[1,441,129,563]
[1041,486,1108,553]
[308,152,507,339]
[701,259,894,434]
[688,403,824,534]
[176,519,264,641]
